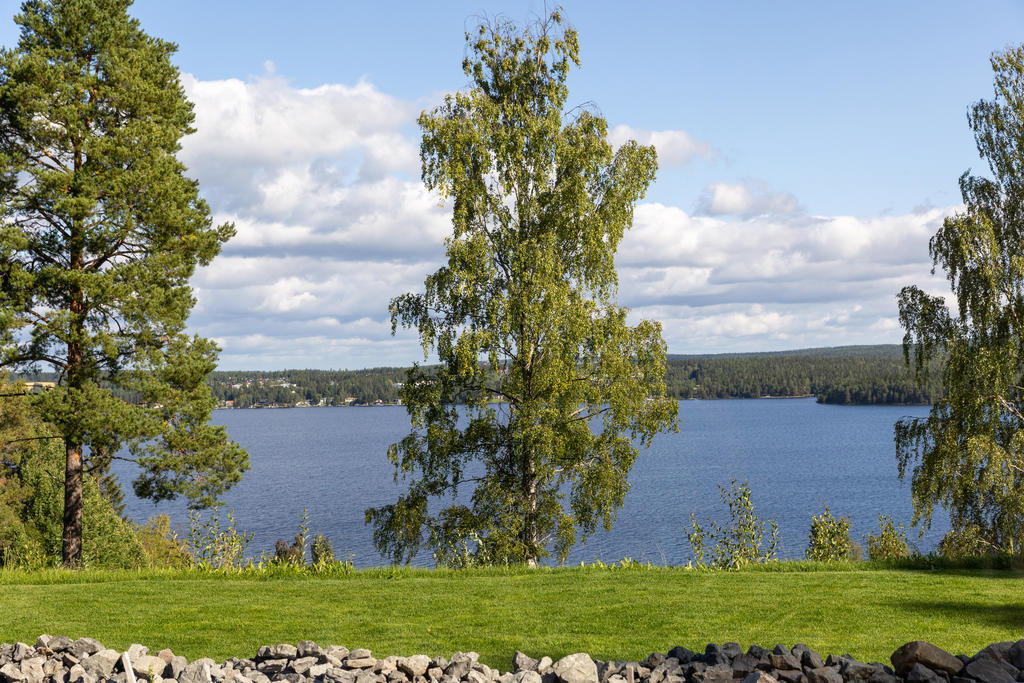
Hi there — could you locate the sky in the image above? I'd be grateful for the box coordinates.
[3,1,1023,369]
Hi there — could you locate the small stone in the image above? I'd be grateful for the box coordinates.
[257,660,287,676]
[157,651,175,665]
[168,656,189,679]
[0,663,26,683]
[514,673,542,683]
[770,653,801,671]
[803,668,841,683]
[513,654,539,673]
[70,640,103,661]
[67,665,94,683]
[536,658,553,675]
[905,663,944,683]
[325,671,356,683]
[267,646,298,661]
[964,656,1015,683]
[327,648,351,662]
[426,668,443,681]
[180,660,214,683]
[309,664,329,678]
[774,670,806,683]
[349,651,372,662]
[553,654,597,683]
[297,643,324,660]
[731,654,760,678]
[890,642,964,677]
[82,650,120,679]
[289,658,318,676]
[346,658,377,671]
[132,655,168,680]
[690,664,731,683]
[742,673,778,683]
[10,646,32,664]
[399,656,430,679]
[800,651,825,671]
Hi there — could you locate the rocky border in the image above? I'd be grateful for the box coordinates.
[1,636,1021,683]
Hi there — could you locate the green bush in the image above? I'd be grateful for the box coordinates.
[865,515,910,560]
[136,515,191,568]
[937,524,993,559]
[686,479,779,569]
[806,506,856,561]
[186,508,253,570]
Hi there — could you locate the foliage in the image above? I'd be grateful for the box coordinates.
[135,515,191,569]
[864,515,910,561]
[366,10,677,566]
[310,534,336,568]
[0,0,248,565]
[806,507,856,561]
[896,45,1024,554]
[686,479,779,569]
[186,509,253,571]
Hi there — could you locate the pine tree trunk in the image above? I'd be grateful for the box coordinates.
[62,439,83,568]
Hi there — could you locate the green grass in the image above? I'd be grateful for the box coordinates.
[2,564,1023,670]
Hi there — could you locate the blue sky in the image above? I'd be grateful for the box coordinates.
[2,1,1022,369]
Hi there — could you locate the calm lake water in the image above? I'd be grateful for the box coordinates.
[111,398,946,567]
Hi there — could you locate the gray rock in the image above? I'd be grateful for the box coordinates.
[689,664,732,683]
[308,664,329,678]
[181,660,214,683]
[536,658,553,675]
[259,661,288,676]
[400,656,430,679]
[0,662,26,683]
[30,638,51,652]
[69,640,103,661]
[327,648,351,662]
[513,653,539,673]
[11,646,31,664]
[67,665,94,683]
[349,652,372,662]
[964,656,1015,683]
[800,651,825,671]
[552,654,597,683]
[168,656,189,679]
[127,646,150,662]
[905,663,945,683]
[346,658,377,671]
[839,659,879,681]
[19,657,44,683]
[891,642,964,677]
[465,672,488,683]
[803,667,841,683]
[132,655,168,679]
[426,668,443,681]
[297,643,324,661]
[273,674,307,683]
[442,660,469,680]
[515,673,542,683]
[770,652,801,671]
[774,671,806,683]
[742,673,777,683]
[81,649,119,678]
[288,658,318,676]
[324,670,356,683]
[156,650,175,665]
[268,647,298,661]
[731,653,760,678]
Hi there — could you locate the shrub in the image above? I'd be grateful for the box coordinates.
[686,479,779,569]
[136,515,191,568]
[311,534,335,566]
[937,524,993,558]
[186,508,253,570]
[806,506,855,561]
[865,515,910,560]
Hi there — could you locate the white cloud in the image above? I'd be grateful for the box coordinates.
[608,124,716,167]
[173,70,955,368]
[697,181,800,216]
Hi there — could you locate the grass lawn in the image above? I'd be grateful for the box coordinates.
[2,564,1023,670]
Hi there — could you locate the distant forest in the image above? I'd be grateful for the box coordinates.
[198,344,942,408]
[13,345,941,408]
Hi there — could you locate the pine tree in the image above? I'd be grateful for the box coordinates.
[0,0,248,567]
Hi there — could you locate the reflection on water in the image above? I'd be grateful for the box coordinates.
[112,398,944,567]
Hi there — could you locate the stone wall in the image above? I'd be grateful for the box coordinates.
[1,636,1020,683]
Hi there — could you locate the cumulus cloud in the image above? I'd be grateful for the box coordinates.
[173,69,955,368]
[608,124,716,167]
[614,202,955,354]
[696,181,800,216]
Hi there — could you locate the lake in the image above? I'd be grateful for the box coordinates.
[111,398,945,567]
